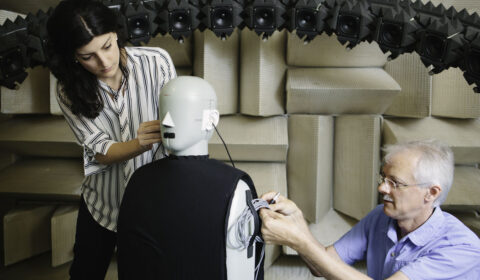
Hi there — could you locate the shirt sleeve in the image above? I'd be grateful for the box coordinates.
[400,242,480,280]
[56,88,117,176]
[160,48,177,83]
[333,205,383,265]
[149,47,177,92]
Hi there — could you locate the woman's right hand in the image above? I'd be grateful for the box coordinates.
[137,120,162,151]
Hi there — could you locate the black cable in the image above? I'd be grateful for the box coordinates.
[153,142,167,161]
[213,124,235,168]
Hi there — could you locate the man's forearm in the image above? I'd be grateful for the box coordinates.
[295,238,372,280]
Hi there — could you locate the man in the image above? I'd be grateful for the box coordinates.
[260,140,480,279]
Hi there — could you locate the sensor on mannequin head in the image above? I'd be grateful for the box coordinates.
[163,132,175,139]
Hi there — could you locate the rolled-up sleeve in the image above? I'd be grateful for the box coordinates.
[334,217,368,265]
[154,48,176,91]
[159,48,176,83]
[56,90,117,176]
[333,205,385,265]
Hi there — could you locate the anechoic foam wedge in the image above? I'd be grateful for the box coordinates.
[429,0,480,13]
[234,162,287,269]
[384,53,432,118]
[176,68,192,76]
[3,205,56,266]
[264,255,317,280]
[0,115,80,158]
[287,115,333,223]
[209,115,288,162]
[234,162,287,198]
[194,29,239,115]
[449,210,480,237]
[0,11,50,115]
[0,158,83,200]
[1,67,50,114]
[0,2,57,14]
[432,67,480,119]
[383,117,480,165]
[265,256,366,280]
[334,115,381,221]
[240,29,286,117]
[144,34,193,67]
[0,252,118,279]
[286,68,400,115]
[443,166,480,208]
[0,151,16,171]
[51,205,79,267]
[287,32,387,67]
[282,209,357,256]
[0,9,24,24]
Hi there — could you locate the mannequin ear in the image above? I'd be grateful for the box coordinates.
[209,109,219,128]
[202,109,219,131]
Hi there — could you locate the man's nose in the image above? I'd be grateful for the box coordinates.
[378,181,390,194]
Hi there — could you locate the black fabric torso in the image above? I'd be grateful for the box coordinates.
[117,156,263,280]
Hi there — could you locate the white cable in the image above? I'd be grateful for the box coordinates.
[229,198,270,280]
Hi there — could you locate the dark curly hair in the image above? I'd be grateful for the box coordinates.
[47,0,129,118]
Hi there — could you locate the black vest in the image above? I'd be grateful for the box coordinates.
[117,155,264,280]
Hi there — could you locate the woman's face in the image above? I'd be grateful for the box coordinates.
[75,32,120,81]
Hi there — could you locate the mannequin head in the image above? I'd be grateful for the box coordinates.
[159,76,219,156]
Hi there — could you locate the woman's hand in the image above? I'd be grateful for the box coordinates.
[137,120,162,151]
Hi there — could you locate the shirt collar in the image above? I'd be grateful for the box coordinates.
[386,218,398,243]
[386,207,445,246]
[406,207,445,246]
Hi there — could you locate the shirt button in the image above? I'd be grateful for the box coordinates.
[391,252,395,257]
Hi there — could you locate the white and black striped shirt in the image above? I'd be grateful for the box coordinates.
[57,47,176,231]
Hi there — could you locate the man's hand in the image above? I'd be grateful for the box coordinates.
[137,120,162,150]
[259,192,314,251]
[261,192,299,216]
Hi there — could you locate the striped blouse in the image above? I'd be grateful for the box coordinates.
[57,47,177,231]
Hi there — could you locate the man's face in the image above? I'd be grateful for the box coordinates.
[378,150,430,221]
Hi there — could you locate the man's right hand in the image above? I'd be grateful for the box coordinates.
[261,192,299,216]
[259,192,313,251]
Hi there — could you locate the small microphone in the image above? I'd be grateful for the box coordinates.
[163,132,175,139]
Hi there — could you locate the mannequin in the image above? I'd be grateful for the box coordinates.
[117,76,262,280]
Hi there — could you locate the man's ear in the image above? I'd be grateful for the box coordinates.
[425,185,442,203]
[202,109,219,131]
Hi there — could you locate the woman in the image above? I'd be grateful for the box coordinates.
[47,0,176,278]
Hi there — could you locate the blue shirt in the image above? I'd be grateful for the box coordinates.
[334,205,480,279]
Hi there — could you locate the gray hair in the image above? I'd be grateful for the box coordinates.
[383,139,454,207]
